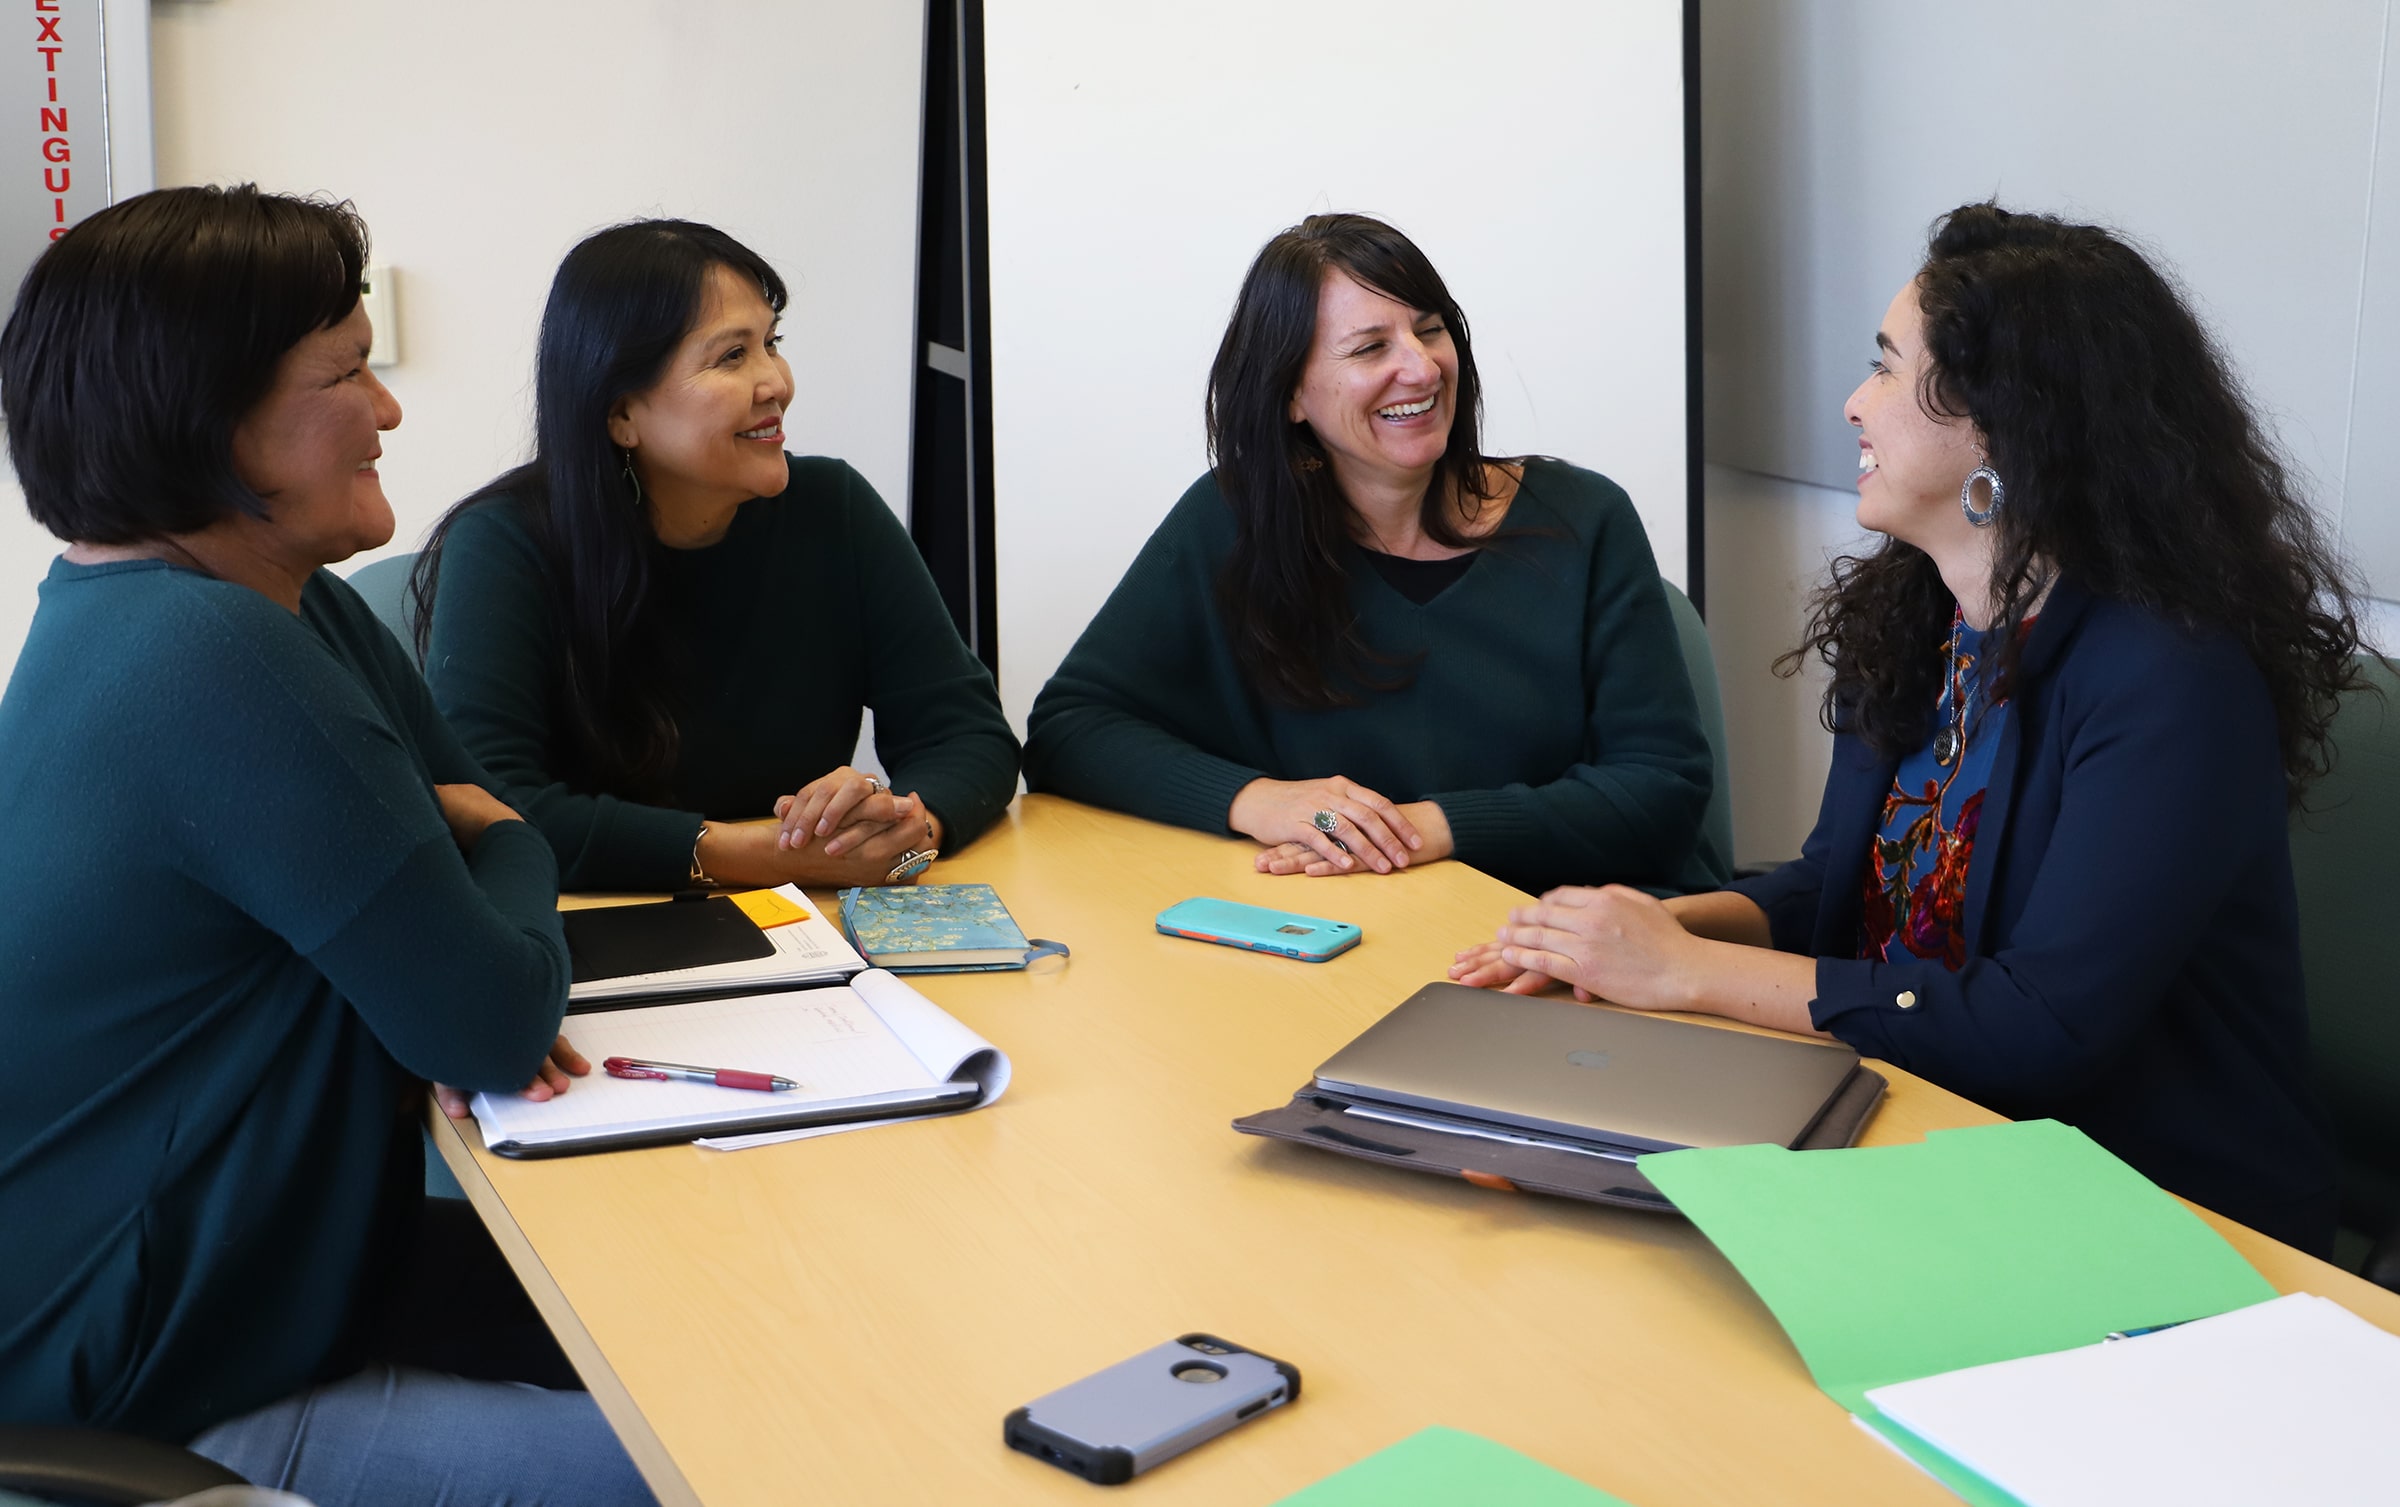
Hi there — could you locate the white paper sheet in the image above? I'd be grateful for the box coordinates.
[1864,1293,2400,1507]
[694,1112,944,1152]
[472,969,1007,1150]
[567,884,867,1004]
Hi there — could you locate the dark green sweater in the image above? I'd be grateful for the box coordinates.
[425,455,1020,891]
[1024,461,1722,895]
[0,560,569,1443]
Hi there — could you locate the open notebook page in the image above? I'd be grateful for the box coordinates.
[473,969,1007,1149]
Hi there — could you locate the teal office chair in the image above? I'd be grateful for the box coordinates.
[1660,580,1738,885]
[341,551,418,652]
[340,550,465,1201]
[2290,654,2400,1290]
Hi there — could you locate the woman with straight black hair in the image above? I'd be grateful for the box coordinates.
[1459,203,2371,1255]
[415,219,1016,892]
[1023,213,1722,897]
[0,184,652,1505]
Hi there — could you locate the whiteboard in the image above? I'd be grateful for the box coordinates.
[983,0,1690,729]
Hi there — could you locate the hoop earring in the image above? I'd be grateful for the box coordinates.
[621,447,645,510]
[1961,465,2003,528]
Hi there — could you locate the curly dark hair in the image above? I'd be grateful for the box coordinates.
[1780,202,2371,802]
[1207,213,1503,709]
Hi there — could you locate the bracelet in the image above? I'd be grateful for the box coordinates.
[689,825,714,887]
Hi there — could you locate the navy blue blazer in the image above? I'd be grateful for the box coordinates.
[1732,578,2336,1255]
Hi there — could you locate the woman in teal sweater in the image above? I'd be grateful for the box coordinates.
[0,188,649,1503]
[415,220,1018,893]
[1024,215,1721,897]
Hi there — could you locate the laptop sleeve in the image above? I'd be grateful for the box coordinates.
[1231,1066,1887,1215]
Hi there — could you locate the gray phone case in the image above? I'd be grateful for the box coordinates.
[1003,1333,1300,1484]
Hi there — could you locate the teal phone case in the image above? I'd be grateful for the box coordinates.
[1155,898,1362,962]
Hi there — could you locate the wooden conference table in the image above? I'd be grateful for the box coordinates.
[430,795,2400,1507]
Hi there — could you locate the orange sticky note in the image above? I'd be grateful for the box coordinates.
[729,889,812,928]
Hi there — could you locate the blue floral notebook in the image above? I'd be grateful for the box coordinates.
[837,883,1040,972]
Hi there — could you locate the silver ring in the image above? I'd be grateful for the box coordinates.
[863,775,884,797]
[1311,808,1351,854]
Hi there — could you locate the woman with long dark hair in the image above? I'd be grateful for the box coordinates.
[0,186,648,1503]
[415,220,1016,892]
[1457,204,2370,1254]
[1023,214,1722,897]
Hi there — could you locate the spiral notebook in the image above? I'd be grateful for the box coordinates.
[472,968,1010,1156]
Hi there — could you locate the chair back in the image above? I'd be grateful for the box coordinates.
[1660,579,1737,885]
[2291,654,2400,1239]
[341,551,419,654]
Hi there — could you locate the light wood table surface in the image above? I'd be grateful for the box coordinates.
[431,794,2400,1507]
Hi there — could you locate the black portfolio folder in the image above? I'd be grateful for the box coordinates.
[561,895,776,986]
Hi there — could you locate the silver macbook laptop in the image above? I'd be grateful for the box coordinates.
[1312,982,1864,1157]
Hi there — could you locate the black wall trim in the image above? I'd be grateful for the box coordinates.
[907,0,999,676]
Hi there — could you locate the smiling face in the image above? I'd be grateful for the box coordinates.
[227,299,401,567]
[1287,270,1458,497]
[612,261,795,531]
[1844,280,1986,550]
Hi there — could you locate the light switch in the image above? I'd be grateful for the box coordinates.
[361,263,399,368]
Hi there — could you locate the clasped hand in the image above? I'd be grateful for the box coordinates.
[1229,775,1449,877]
[1447,883,1696,1010]
[774,765,928,863]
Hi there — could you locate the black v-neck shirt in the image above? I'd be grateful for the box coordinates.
[1360,548,1477,605]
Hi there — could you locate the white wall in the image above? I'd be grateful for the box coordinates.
[2342,4,2400,593]
[982,0,1690,733]
[1701,465,1862,866]
[0,0,924,676]
[1700,0,2400,864]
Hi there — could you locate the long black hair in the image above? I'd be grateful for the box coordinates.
[1208,213,1502,709]
[1782,202,2369,801]
[412,219,786,795]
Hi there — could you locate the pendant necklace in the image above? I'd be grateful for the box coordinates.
[1933,611,1972,768]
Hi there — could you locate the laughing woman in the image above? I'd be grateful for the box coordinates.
[1458,205,2368,1255]
[416,220,1017,892]
[1022,214,1723,897]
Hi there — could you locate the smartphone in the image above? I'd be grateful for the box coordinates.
[1004,1333,1300,1484]
[1155,898,1362,962]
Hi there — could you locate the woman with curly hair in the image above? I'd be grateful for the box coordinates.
[1455,203,2371,1255]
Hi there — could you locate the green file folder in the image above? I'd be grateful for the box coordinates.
[1640,1119,2277,1505]
[1274,1427,1633,1505]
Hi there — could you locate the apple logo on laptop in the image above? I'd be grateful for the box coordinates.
[1566,1049,1612,1070]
